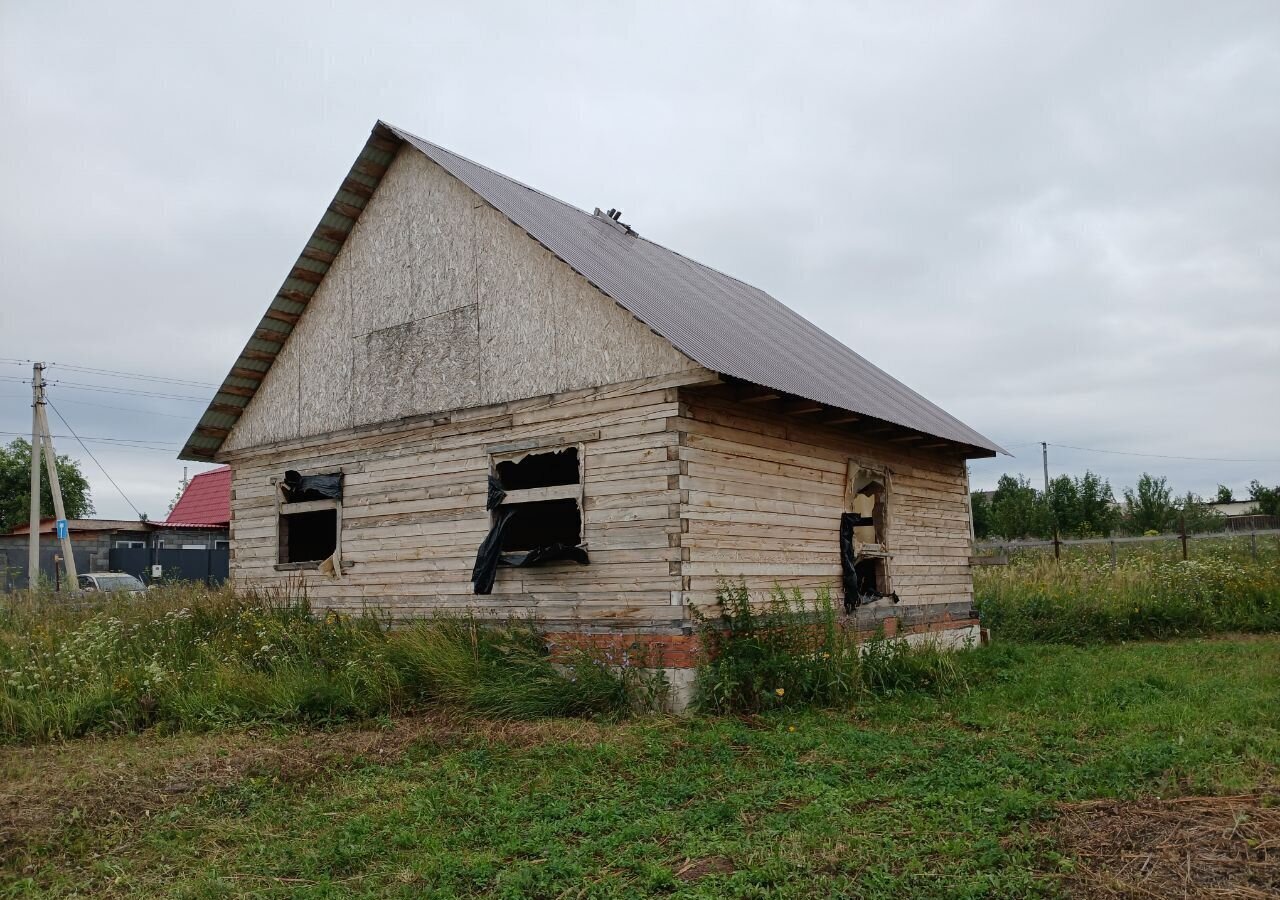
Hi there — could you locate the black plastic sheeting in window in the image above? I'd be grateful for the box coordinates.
[282,470,343,502]
[839,512,899,613]
[471,475,588,595]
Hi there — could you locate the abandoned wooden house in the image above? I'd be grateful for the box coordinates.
[180,120,1002,699]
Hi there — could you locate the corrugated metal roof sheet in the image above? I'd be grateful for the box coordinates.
[181,121,1001,459]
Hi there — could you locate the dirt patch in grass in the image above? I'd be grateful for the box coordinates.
[674,856,735,882]
[0,712,610,876]
[1053,791,1280,898]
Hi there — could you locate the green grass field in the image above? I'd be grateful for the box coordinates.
[5,637,1278,898]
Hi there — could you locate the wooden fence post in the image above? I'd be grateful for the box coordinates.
[1251,530,1258,561]
[1180,513,1188,561]
[1053,527,1061,561]
[1109,539,1117,569]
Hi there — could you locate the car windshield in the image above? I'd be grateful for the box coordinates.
[95,574,145,591]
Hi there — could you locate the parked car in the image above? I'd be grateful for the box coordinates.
[77,572,148,595]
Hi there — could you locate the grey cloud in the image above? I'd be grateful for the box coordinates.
[2,0,1277,519]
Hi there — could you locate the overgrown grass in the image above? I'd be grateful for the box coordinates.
[6,637,1278,897]
[975,538,1280,642]
[0,585,640,743]
[694,583,967,713]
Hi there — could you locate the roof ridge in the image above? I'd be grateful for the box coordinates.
[384,122,773,299]
[381,121,596,218]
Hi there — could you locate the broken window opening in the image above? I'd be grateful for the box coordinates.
[279,508,337,565]
[499,498,581,552]
[842,462,897,613]
[495,447,579,490]
[472,446,588,594]
[854,557,888,599]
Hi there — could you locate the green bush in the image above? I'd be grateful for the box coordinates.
[693,582,968,714]
[0,585,641,743]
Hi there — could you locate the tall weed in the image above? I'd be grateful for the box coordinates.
[0,585,638,742]
[694,582,968,714]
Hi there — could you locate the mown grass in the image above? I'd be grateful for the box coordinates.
[976,535,1280,643]
[4,637,1277,898]
[0,586,644,742]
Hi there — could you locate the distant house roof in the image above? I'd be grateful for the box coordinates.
[164,466,231,527]
[182,121,1002,461]
[6,518,151,536]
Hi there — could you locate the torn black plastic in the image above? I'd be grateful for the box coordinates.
[486,474,507,511]
[839,512,899,612]
[472,477,589,595]
[282,470,343,502]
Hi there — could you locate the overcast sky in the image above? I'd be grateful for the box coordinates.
[2,1,1278,520]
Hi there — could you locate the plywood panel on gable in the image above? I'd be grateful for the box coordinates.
[222,144,696,454]
[352,305,481,427]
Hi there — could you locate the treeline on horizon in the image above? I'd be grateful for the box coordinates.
[970,472,1280,541]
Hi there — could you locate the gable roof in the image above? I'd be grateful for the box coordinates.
[164,466,231,526]
[181,120,1001,460]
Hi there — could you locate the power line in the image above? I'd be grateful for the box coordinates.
[47,362,218,389]
[1,375,208,402]
[45,401,145,518]
[1048,442,1280,465]
[23,394,198,420]
[0,429,178,450]
[45,380,208,402]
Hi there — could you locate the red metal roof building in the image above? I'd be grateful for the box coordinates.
[165,466,231,527]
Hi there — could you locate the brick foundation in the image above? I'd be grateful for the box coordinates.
[545,611,979,670]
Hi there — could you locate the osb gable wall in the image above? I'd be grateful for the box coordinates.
[674,388,975,613]
[225,373,701,629]
[224,146,697,454]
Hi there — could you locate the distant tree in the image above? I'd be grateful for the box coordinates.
[1177,492,1224,534]
[166,483,186,517]
[1123,472,1175,534]
[1249,481,1280,517]
[0,438,94,532]
[1076,470,1118,537]
[990,474,1047,539]
[1215,484,1234,504]
[970,490,993,540]
[1045,474,1080,535]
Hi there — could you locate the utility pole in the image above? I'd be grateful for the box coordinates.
[28,364,79,590]
[28,365,42,588]
[1041,442,1050,498]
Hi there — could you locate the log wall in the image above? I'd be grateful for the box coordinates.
[674,388,976,616]
[224,373,711,629]
[223,373,978,636]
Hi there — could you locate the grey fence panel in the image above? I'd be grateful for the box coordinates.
[107,548,229,587]
[0,546,92,590]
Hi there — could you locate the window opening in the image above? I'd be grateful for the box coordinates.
[495,447,579,490]
[842,462,897,612]
[472,445,588,594]
[499,499,581,552]
[275,470,343,570]
[278,508,337,564]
